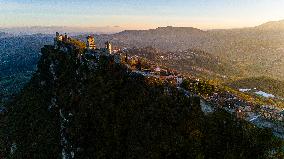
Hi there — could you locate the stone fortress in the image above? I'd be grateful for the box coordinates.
[54,32,122,64]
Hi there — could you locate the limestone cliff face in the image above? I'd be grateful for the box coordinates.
[3,45,280,159]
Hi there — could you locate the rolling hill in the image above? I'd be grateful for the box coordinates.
[124,47,239,79]
[256,20,284,30]
[94,20,284,80]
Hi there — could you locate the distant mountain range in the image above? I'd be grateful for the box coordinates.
[2,19,284,35]
[1,20,284,106]
[0,32,6,36]
[92,20,284,80]
[0,26,125,35]
[0,32,13,38]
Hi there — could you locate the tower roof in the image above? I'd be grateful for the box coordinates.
[87,35,94,39]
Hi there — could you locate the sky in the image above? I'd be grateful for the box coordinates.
[1,0,284,30]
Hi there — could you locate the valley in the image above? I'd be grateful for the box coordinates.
[0,34,53,106]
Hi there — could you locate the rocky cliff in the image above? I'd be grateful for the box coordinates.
[1,45,282,159]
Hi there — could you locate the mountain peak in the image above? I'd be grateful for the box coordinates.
[119,26,204,34]
[154,26,204,32]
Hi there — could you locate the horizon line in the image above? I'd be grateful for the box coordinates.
[1,19,283,34]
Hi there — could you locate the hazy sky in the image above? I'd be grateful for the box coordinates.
[1,0,284,30]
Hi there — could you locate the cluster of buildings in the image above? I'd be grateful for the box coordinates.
[86,35,112,55]
[123,54,185,86]
[54,32,122,64]
[260,106,284,121]
[53,32,113,55]
[206,88,284,122]
[53,32,284,123]
[54,32,69,49]
[207,91,255,118]
[85,35,122,64]
[52,32,284,138]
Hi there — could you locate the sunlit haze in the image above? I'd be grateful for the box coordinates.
[1,0,284,30]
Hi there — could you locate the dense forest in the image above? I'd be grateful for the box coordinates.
[1,45,283,158]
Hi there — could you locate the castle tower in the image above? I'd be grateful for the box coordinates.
[87,35,96,50]
[54,32,63,49]
[105,41,112,54]
[64,33,68,42]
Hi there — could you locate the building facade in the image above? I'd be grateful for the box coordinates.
[87,35,96,50]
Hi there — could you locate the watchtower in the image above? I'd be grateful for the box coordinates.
[63,33,68,42]
[87,35,96,50]
[54,32,63,49]
[105,41,112,54]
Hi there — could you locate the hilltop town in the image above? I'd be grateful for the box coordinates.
[52,33,284,139]
[2,32,283,158]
